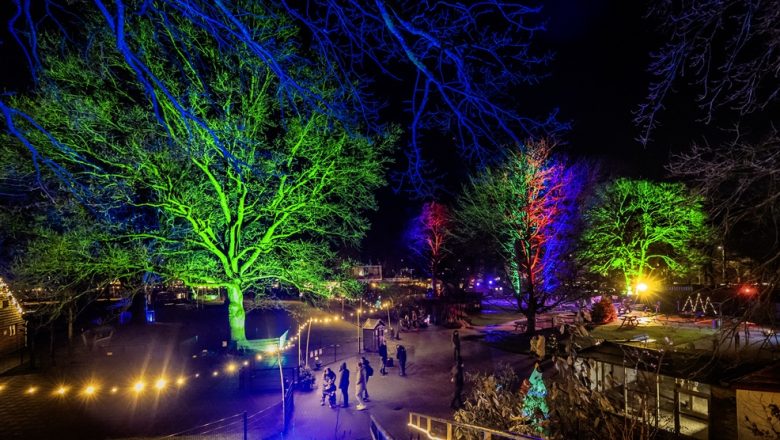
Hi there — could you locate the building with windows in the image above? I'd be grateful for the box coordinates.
[578,342,780,439]
[0,278,25,358]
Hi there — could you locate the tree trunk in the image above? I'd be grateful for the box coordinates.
[67,305,74,359]
[525,305,537,335]
[431,261,438,296]
[226,284,247,346]
[49,323,56,367]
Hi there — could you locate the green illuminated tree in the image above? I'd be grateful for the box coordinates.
[521,364,549,433]
[5,10,392,345]
[578,179,710,294]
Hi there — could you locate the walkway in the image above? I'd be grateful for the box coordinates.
[283,325,536,440]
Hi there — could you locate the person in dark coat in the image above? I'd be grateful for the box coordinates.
[452,330,461,361]
[321,367,337,407]
[396,344,407,376]
[360,356,371,401]
[450,361,465,409]
[378,340,388,375]
[338,362,350,408]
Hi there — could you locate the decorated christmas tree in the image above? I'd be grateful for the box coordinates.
[521,364,549,433]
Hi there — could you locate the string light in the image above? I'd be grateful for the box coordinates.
[0,317,353,401]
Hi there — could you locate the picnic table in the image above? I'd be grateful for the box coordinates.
[513,320,527,332]
[618,315,639,329]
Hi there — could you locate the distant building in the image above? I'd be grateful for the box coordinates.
[0,278,25,357]
[352,265,382,282]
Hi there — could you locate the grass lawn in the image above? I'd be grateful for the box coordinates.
[467,310,524,327]
[590,322,716,349]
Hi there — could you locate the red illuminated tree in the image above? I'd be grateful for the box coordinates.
[409,201,452,295]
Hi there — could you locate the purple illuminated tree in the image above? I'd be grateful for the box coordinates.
[455,140,591,333]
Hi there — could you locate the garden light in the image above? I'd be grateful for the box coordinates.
[154,378,167,390]
[55,386,68,396]
[84,385,96,396]
[133,381,145,393]
[26,386,37,395]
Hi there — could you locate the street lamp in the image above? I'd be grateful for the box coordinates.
[357,305,362,354]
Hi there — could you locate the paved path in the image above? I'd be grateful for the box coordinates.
[283,325,536,440]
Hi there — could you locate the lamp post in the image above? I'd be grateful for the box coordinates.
[383,301,391,337]
[357,305,362,354]
[304,319,314,368]
[717,245,725,284]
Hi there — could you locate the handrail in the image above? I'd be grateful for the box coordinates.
[370,414,395,440]
[408,412,543,440]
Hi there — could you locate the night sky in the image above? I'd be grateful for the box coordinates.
[361,0,682,264]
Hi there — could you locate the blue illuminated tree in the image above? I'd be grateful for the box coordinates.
[3,0,565,196]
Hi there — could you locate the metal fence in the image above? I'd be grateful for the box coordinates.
[370,415,395,440]
[407,412,543,440]
[122,386,293,440]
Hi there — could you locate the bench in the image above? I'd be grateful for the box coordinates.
[513,321,527,332]
[618,315,639,329]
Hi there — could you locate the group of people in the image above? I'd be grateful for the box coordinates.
[319,341,409,412]
[318,330,466,413]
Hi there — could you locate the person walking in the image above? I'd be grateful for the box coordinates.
[355,359,368,410]
[360,356,372,401]
[452,330,461,361]
[450,361,465,410]
[338,362,350,408]
[396,344,407,376]
[378,340,388,375]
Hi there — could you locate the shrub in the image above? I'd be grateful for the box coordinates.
[591,297,617,324]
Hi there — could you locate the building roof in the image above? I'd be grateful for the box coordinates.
[363,318,385,329]
[577,341,768,385]
[731,361,780,392]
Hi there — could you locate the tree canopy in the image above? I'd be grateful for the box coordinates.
[578,179,710,293]
[4,7,393,344]
[3,0,564,197]
[455,140,588,332]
